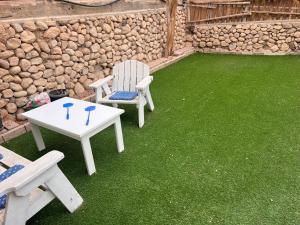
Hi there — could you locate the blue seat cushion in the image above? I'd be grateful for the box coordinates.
[109,91,138,101]
[0,164,24,209]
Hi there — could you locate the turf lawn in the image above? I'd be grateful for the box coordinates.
[4,53,300,225]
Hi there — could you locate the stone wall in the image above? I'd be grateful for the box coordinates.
[193,21,300,54]
[0,7,187,119]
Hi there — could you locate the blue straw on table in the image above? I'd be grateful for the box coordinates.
[63,103,74,120]
[85,106,96,126]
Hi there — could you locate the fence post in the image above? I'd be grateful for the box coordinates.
[165,0,178,57]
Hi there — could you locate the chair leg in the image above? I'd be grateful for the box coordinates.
[145,89,154,111]
[4,193,29,225]
[45,166,83,213]
[138,104,145,128]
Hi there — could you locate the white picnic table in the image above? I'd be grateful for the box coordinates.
[22,97,125,176]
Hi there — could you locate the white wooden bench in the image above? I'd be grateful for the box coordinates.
[0,146,83,225]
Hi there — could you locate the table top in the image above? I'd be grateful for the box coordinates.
[23,97,124,138]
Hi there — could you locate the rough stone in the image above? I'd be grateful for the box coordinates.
[14,91,27,97]
[21,43,34,53]
[8,57,19,66]
[0,82,9,91]
[9,66,21,75]
[38,40,50,53]
[7,38,21,49]
[20,59,31,71]
[44,27,60,39]
[74,82,85,95]
[21,78,33,89]
[6,103,17,114]
[10,83,23,92]
[0,99,7,108]
[27,85,37,95]
[20,31,36,43]
[36,21,48,30]
[102,23,112,33]
[0,51,14,59]
[2,89,14,98]
[0,59,9,69]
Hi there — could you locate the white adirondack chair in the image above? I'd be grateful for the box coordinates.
[0,146,83,225]
[90,60,155,128]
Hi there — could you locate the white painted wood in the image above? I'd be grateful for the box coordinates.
[0,146,31,167]
[136,61,144,84]
[136,76,153,91]
[45,167,83,213]
[130,60,137,91]
[114,117,124,153]
[80,137,96,176]
[0,148,83,225]
[138,103,145,128]
[89,75,113,89]
[22,97,125,175]
[0,166,6,174]
[23,98,124,140]
[4,193,28,225]
[145,88,155,111]
[31,124,45,151]
[112,66,118,92]
[26,189,55,220]
[95,87,102,103]
[123,61,131,91]
[102,83,112,96]
[117,63,125,91]
[143,64,150,81]
[89,60,155,128]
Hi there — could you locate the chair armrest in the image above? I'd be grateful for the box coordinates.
[136,76,153,91]
[0,151,64,196]
[89,75,113,89]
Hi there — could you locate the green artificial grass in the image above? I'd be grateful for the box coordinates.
[4,53,300,225]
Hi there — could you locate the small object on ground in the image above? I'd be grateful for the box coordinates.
[49,89,69,102]
[63,102,74,120]
[84,105,96,126]
[26,92,50,109]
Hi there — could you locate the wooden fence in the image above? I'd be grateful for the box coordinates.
[187,0,300,24]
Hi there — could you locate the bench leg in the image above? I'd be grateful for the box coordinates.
[80,137,96,176]
[45,166,83,213]
[114,117,124,153]
[4,193,29,225]
[31,124,45,151]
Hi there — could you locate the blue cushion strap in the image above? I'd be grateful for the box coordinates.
[109,91,138,101]
[0,164,24,209]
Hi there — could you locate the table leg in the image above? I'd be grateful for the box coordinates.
[31,124,46,151]
[114,117,124,153]
[80,137,96,176]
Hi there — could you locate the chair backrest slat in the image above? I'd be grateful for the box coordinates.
[129,60,137,91]
[112,60,149,92]
[123,61,131,91]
